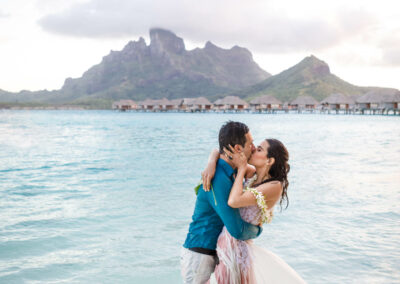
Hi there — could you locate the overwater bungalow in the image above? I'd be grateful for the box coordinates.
[214,96,249,111]
[356,89,400,114]
[378,90,400,112]
[112,99,138,110]
[250,95,283,112]
[155,98,176,111]
[282,101,290,111]
[349,95,360,109]
[320,93,355,112]
[289,96,319,111]
[137,99,157,110]
[151,99,163,111]
[181,97,213,111]
[137,98,181,111]
[170,99,184,111]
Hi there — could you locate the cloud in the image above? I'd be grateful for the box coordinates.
[377,30,400,66]
[381,48,400,66]
[0,10,10,18]
[38,0,378,53]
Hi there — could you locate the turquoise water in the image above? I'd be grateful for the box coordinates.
[0,111,399,284]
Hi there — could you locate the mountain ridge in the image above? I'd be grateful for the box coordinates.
[0,29,397,108]
[56,28,271,105]
[235,55,383,102]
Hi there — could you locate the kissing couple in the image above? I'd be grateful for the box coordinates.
[181,121,306,283]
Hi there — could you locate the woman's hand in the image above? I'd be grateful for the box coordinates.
[224,145,247,171]
[202,149,219,191]
[202,164,216,192]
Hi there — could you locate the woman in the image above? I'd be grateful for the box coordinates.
[203,139,305,284]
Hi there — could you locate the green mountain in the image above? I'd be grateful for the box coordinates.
[0,89,59,107]
[58,31,270,105]
[234,55,373,102]
[0,28,269,108]
[0,30,398,108]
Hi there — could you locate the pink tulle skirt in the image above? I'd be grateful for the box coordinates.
[211,227,256,284]
[208,227,306,284]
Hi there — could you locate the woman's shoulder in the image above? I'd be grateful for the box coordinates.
[256,180,283,199]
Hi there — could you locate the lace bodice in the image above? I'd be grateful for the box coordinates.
[239,175,273,225]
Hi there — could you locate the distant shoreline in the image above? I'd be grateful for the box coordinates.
[1,106,92,110]
[1,108,399,116]
[0,104,103,110]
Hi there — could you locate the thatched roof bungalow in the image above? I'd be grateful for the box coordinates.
[112,99,137,110]
[170,99,183,110]
[214,96,249,110]
[137,98,176,110]
[320,93,355,110]
[156,98,176,110]
[137,99,157,110]
[290,96,319,110]
[282,102,289,110]
[356,89,400,110]
[182,97,213,111]
[250,95,282,110]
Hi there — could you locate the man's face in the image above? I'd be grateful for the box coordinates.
[242,132,256,161]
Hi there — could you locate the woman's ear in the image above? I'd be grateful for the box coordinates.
[267,157,275,166]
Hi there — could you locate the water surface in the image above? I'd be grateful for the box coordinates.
[0,111,399,283]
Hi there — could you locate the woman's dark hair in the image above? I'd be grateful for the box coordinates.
[218,121,249,154]
[256,138,290,210]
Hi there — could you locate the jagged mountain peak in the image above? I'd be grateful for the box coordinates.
[205,41,218,49]
[202,42,252,60]
[230,45,252,58]
[122,37,147,52]
[296,55,330,76]
[301,54,328,66]
[149,28,177,38]
[149,28,185,55]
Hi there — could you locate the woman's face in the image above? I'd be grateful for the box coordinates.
[249,140,269,167]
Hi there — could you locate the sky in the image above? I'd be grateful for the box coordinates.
[0,0,399,92]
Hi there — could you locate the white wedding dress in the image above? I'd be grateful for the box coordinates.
[209,176,306,284]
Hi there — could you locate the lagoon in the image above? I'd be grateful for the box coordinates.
[0,111,399,283]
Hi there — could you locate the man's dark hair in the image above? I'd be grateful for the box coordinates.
[218,121,249,154]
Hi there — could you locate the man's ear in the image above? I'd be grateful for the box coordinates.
[234,144,243,152]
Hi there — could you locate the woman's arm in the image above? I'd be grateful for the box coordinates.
[202,149,219,191]
[225,146,256,208]
[227,165,254,208]
[226,146,282,209]
[228,181,282,209]
[245,164,256,179]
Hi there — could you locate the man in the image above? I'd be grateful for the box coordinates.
[181,121,262,283]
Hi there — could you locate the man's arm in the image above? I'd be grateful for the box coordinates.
[207,174,262,240]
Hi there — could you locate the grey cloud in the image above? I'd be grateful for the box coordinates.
[38,0,378,53]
